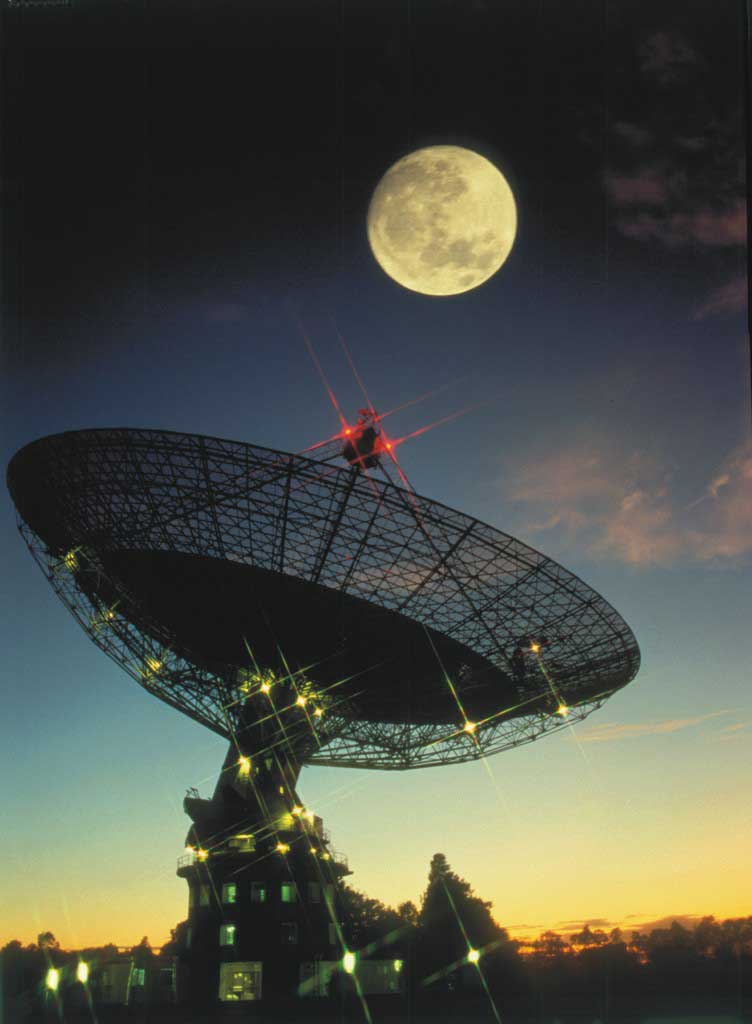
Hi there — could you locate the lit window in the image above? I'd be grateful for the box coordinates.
[199,885,210,906]
[308,882,321,903]
[251,883,266,904]
[281,882,297,904]
[132,968,145,987]
[220,924,236,946]
[281,922,298,945]
[218,961,262,1002]
[222,883,237,904]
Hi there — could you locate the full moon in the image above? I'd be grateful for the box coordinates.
[367,145,517,296]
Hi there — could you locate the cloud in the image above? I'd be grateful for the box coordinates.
[637,31,701,87]
[692,275,748,320]
[579,710,731,744]
[715,721,749,742]
[601,29,744,316]
[506,438,752,567]
[556,918,614,930]
[625,914,705,935]
[614,199,746,248]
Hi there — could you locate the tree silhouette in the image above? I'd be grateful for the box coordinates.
[416,852,518,992]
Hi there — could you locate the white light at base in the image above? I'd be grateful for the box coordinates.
[77,961,89,984]
[260,682,271,694]
[467,949,480,964]
[342,951,356,974]
[196,849,209,861]
[463,721,477,734]
[46,968,59,991]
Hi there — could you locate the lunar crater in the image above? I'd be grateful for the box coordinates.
[368,145,517,296]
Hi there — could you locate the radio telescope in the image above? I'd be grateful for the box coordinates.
[7,416,639,1003]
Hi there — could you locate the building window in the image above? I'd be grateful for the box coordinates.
[222,883,237,904]
[218,962,262,1002]
[280,882,297,904]
[199,884,210,906]
[220,924,237,946]
[328,923,337,946]
[251,883,266,904]
[188,886,196,908]
[281,922,298,945]
[132,968,145,987]
[159,968,173,989]
[228,835,255,852]
[308,882,321,903]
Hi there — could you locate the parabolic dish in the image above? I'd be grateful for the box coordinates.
[7,428,640,769]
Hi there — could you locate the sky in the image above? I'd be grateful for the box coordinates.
[1,0,749,950]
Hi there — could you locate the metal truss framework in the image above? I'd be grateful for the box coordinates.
[9,428,640,769]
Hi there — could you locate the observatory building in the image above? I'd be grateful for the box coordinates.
[7,421,639,1005]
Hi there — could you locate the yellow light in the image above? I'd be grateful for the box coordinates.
[237,755,251,774]
[145,657,162,674]
[260,682,271,694]
[185,845,195,854]
[296,695,307,707]
[77,961,89,984]
[196,849,209,861]
[463,720,477,734]
[64,550,78,570]
[342,951,356,974]
[291,805,302,817]
[104,609,115,621]
[46,968,59,991]
[279,786,285,795]
[530,642,540,653]
[468,948,480,964]
[276,842,290,854]
[313,707,324,718]
[556,704,569,717]
[393,959,403,973]
[320,851,331,861]
[303,810,315,824]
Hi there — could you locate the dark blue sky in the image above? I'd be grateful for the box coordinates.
[1,0,749,946]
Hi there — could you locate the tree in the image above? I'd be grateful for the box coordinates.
[162,921,190,957]
[398,901,419,928]
[37,932,59,951]
[338,884,407,951]
[129,936,154,965]
[416,853,517,992]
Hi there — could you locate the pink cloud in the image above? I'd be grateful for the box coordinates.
[605,173,669,207]
[616,198,746,248]
[506,439,752,568]
[693,275,748,320]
